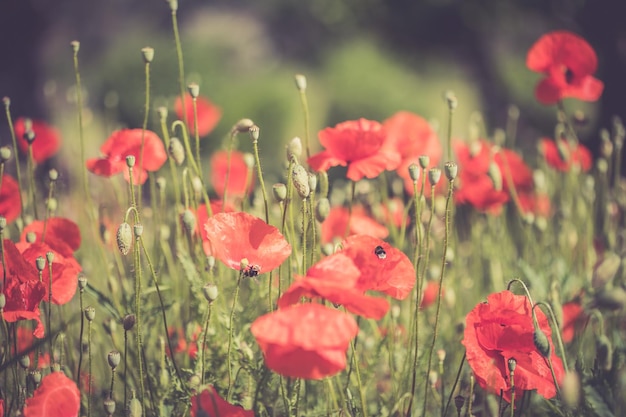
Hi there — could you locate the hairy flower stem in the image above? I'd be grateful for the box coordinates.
[170,5,187,140]
[227,271,244,401]
[133,234,146,415]
[3,99,24,222]
[137,57,152,206]
[221,129,237,210]
[71,42,92,207]
[47,260,53,357]
[349,340,368,417]
[297,86,311,159]
[77,286,85,386]
[251,127,270,223]
[87,312,93,417]
[301,199,308,275]
[201,302,213,386]
[344,181,357,238]
[26,145,38,219]
[192,97,202,173]
[443,353,466,417]
[422,178,454,417]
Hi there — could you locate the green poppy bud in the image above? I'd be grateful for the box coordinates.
[116,223,132,255]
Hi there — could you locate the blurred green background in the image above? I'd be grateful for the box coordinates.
[1,0,623,176]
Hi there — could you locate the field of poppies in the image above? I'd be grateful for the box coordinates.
[1,3,626,417]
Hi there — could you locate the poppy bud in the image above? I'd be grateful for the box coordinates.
[308,172,317,192]
[233,118,255,133]
[507,357,517,372]
[294,74,307,91]
[70,40,80,53]
[36,256,46,272]
[203,283,218,303]
[487,162,503,191]
[454,395,465,413]
[428,168,441,186]
[167,0,178,11]
[108,350,121,369]
[596,335,613,371]
[127,395,142,417]
[273,183,287,202]
[562,371,581,408]
[181,210,196,234]
[444,161,458,181]
[533,327,551,358]
[78,274,88,290]
[0,146,12,162]
[2,96,10,107]
[187,83,199,99]
[30,370,42,385]
[141,47,154,64]
[444,90,458,110]
[0,293,5,310]
[123,314,136,331]
[319,171,329,198]
[104,397,116,415]
[191,176,203,195]
[168,137,185,165]
[116,223,132,255]
[418,155,430,169]
[250,125,260,142]
[126,155,136,168]
[19,355,30,369]
[287,137,303,160]
[292,163,310,199]
[157,106,168,121]
[315,198,330,222]
[24,129,36,144]
[408,163,420,182]
[85,306,96,322]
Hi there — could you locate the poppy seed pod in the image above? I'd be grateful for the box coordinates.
[292,163,310,199]
[0,146,12,162]
[104,398,116,415]
[444,161,458,181]
[141,47,154,64]
[84,306,96,322]
[428,168,441,186]
[78,274,88,290]
[116,223,132,255]
[444,90,458,110]
[418,155,430,170]
[48,169,58,181]
[294,74,307,91]
[30,370,42,385]
[203,283,218,303]
[187,83,200,99]
[0,293,5,309]
[454,395,465,413]
[19,355,30,369]
[123,314,136,331]
[108,351,121,369]
[70,40,80,53]
[24,129,36,144]
[168,137,185,165]
[35,256,46,272]
[126,155,136,168]
[134,224,144,238]
[508,357,517,372]
[408,163,420,182]
[167,0,178,11]
[46,251,54,263]
[157,106,168,121]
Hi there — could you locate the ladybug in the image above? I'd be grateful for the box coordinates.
[374,245,387,259]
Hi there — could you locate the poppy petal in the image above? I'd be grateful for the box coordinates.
[24,371,80,417]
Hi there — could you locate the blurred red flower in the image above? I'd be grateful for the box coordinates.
[15,118,61,163]
[191,386,254,417]
[518,191,552,219]
[210,150,254,200]
[420,281,442,309]
[383,111,442,194]
[321,206,388,244]
[17,327,50,368]
[308,118,400,181]
[175,93,222,137]
[539,138,592,172]
[527,31,604,105]
[251,303,358,379]
[20,217,81,258]
[168,324,201,359]
[462,290,565,403]
[24,371,80,417]
[278,253,389,319]
[454,140,533,215]
[204,212,291,276]
[18,242,80,305]
[0,174,21,224]
[86,129,167,184]
[1,240,46,337]
[561,300,585,344]
[340,235,415,300]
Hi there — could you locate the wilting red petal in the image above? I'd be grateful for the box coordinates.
[87,129,167,184]
[527,31,603,104]
[24,371,80,417]
[539,138,592,172]
[204,212,291,274]
[251,303,358,379]
[321,206,388,244]
[15,118,61,163]
[308,118,400,181]
[0,174,22,224]
[175,93,222,137]
[462,290,565,403]
[340,235,415,300]
[210,150,254,199]
[21,217,81,257]
[191,386,254,417]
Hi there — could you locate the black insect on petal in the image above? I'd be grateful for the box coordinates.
[374,245,387,259]
[244,264,261,278]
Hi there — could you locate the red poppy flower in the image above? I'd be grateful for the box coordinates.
[539,138,592,172]
[0,174,21,224]
[321,206,388,244]
[308,118,401,181]
[195,201,236,256]
[462,290,565,403]
[17,327,51,368]
[86,129,167,184]
[0,399,3,417]
[561,301,585,344]
[21,217,81,259]
[1,240,46,337]
[527,31,604,105]
[191,386,254,417]
[251,303,358,379]
[24,371,80,417]
[168,324,201,359]
[18,242,80,305]
[339,235,415,300]
[278,253,390,319]
[204,212,291,276]
[382,111,442,194]
[454,140,533,215]
[518,191,552,218]
[175,93,222,137]
[15,118,61,163]
[210,150,254,200]
[420,280,442,309]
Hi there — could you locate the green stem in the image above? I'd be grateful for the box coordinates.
[227,271,244,400]
[3,98,24,223]
[251,127,270,223]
